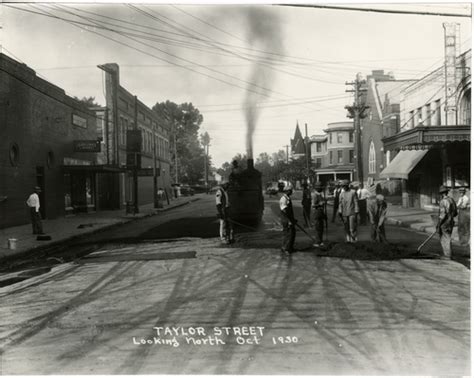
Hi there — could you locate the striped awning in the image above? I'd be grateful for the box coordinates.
[379,150,428,180]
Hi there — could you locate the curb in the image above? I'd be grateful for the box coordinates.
[0,197,201,263]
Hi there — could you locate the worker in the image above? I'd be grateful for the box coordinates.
[437,185,458,259]
[312,181,327,247]
[367,194,388,243]
[301,181,312,228]
[354,182,370,225]
[216,182,233,244]
[338,180,359,243]
[331,180,342,223]
[456,187,470,247]
[280,182,296,255]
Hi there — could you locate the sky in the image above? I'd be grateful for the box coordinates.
[1,2,472,168]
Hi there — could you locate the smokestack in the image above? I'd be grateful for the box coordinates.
[247,158,254,170]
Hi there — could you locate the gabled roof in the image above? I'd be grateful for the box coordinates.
[291,122,306,155]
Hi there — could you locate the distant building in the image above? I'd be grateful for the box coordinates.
[290,121,306,160]
[309,122,355,186]
[381,24,470,210]
[309,134,327,169]
[99,63,172,207]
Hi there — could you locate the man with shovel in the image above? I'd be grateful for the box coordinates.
[367,194,388,243]
[437,185,457,259]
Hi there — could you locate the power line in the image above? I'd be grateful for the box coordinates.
[278,4,471,18]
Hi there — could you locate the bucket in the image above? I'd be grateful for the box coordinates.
[8,238,17,250]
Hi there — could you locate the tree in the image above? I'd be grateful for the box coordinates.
[74,96,101,107]
[152,101,206,184]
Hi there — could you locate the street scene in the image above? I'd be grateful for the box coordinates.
[0,2,471,376]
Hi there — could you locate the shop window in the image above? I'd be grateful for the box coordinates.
[9,142,19,167]
[368,141,376,174]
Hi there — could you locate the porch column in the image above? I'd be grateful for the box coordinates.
[401,179,409,208]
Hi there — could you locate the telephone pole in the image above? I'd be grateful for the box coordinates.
[345,73,369,187]
[283,145,289,164]
[304,123,310,179]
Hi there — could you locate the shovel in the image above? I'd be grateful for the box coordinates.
[417,230,438,253]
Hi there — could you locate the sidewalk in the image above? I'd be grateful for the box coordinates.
[384,204,461,243]
[0,194,203,261]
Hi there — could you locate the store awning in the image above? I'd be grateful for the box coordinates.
[379,150,428,180]
[62,165,125,173]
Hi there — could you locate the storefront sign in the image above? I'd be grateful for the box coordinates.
[72,114,88,128]
[63,157,93,166]
[74,140,101,153]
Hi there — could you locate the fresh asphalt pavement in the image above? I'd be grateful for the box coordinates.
[0,194,470,375]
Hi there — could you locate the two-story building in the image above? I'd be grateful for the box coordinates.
[380,24,470,210]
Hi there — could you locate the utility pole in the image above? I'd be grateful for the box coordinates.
[174,121,179,183]
[200,132,211,191]
[152,121,158,208]
[284,145,289,164]
[304,123,310,180]
[345,73,369,187]
[133,95,139,213]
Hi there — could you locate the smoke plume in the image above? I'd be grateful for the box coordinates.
[244,8,284,159]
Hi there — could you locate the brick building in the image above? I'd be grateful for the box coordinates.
[357,70,415,189]
[0,53,105,228]
[98,63,172,208]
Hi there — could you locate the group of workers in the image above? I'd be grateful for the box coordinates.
[279,180,388,255]
[215,179,469,260]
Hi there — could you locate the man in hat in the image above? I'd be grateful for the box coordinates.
[456,187,470,247]
[437,185,458,259]
[331,180,342,223]
[312,181,327,247]
[355,182,370,226]
[301,181,312,228]
[367,194,388,243]
[26,186,44,235]
[280,182,296,254]
[216,181,234,244]
[338,180,359,243]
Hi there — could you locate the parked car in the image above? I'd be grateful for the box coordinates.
[180,184,195,196]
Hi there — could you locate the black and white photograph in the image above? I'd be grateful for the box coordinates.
[0,1,471,375]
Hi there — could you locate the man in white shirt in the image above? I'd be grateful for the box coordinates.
[355,182,370,226]
[457,187,470,247]
[26,186,44,235]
